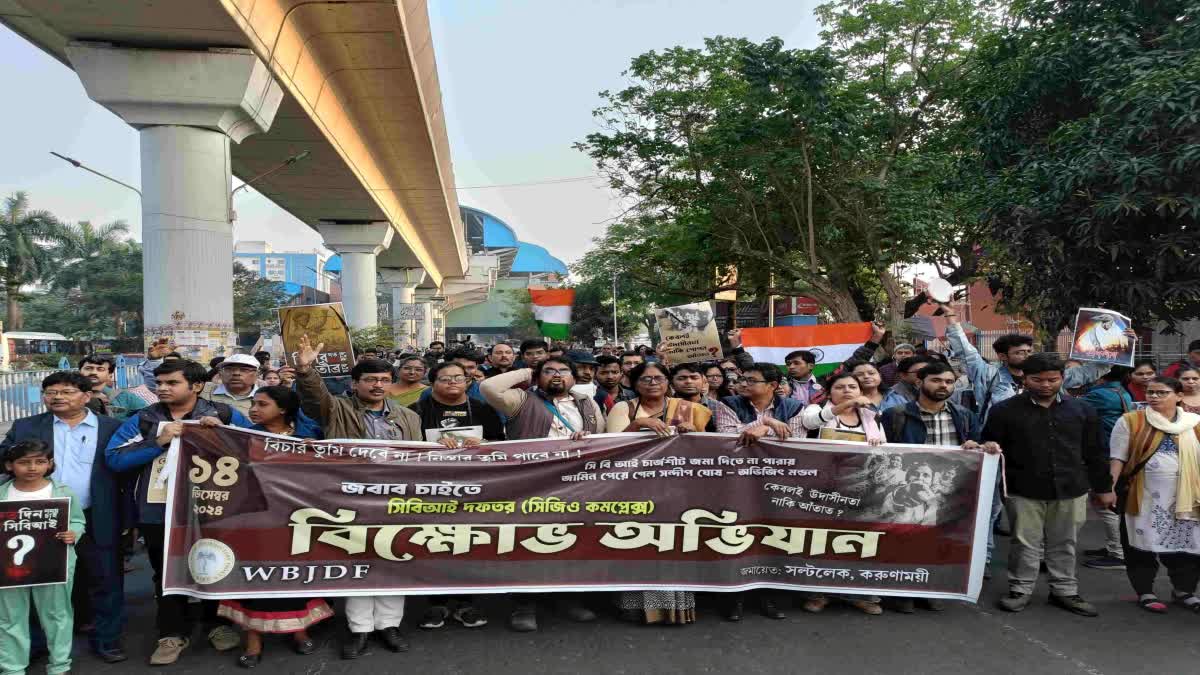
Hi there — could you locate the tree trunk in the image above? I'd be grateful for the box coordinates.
[114,312,125,339]
[6,281,22,331]
[877,267,908,332]
[807,285,862,323]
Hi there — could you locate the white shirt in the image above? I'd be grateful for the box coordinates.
[548,396,584,439]
[4,482,54,501]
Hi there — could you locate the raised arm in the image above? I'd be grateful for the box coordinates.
[293,334,336,424]
[943,309,991,387]
[480,367,532,418]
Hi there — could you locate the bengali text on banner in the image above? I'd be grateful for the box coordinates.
[163,425,997,601]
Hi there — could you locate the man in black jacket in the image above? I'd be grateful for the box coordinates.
[1,371,128,663]
[983,354,1114,617]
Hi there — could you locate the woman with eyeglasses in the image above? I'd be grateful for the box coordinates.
[704,364,735,399]
[388,356,429,407]
[218,386,330,668]
[606,361,712,437]
[607,361,711,625]
[1109,376,1200,614]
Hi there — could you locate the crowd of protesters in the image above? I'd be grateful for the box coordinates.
[3,324,1200,672]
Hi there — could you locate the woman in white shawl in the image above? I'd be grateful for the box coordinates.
[1110,375,1200,614]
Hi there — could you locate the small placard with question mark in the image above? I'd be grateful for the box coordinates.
[0,497,70,589]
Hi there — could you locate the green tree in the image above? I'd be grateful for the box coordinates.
[51,219,131,293]
[350,325,395,354]
[0,192,67,329]
[24,241,144,340]
[964,0,1200,333]
[499,289,542,341]
[233,262,294,332]
[576,1,997,325]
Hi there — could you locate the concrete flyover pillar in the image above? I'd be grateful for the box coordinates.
[379,268,427,351]
[414,289,441,348]
[319,222,394,330]
[66,43,283,360]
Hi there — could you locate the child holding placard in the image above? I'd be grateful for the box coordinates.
[0,440,86,675]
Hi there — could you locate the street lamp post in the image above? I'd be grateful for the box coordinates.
[612,272,619,347]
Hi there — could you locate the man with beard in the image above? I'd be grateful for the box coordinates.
[484,342,517,377]
[79,354,152,418]
[481,357,604,632]
[670,363,720,424]
[620,351,645,389]
[423,340,446,371]
[594,354,634,412]
[880,361,998,613]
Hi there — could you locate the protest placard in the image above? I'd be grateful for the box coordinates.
[277,303,356,376]
[0,498,69,589]
[655,302,723,364]
[1069,307,1135,367]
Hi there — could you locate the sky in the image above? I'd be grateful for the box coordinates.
[0,0,822,266]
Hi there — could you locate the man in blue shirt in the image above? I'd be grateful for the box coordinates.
[0,371,127,663]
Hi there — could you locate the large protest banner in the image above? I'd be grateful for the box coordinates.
[277,302,355,377]
[163,426,997,601]
[1,499,70,589]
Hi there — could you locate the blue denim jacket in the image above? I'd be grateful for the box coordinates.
[946,323,1108,422]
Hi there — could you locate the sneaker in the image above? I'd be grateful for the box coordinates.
[208,625,241,652]
[454,606,489,628]
[419,605,449,629]
[509,605,538,632]
[891,598,916,614]
[997,592,1031,612]
[149,637,190,665]
[1083,555,1126,570]
[1049,594,1099,617]
[1082,547,1107,557]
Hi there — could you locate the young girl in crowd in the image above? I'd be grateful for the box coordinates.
[0,440,86,675]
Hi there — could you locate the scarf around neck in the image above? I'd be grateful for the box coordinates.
[1146,407,1200,520]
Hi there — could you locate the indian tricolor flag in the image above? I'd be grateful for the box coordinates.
[529,289,574,340]
[742,323,872,376]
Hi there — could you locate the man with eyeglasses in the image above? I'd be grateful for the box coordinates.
[407,360,502,632]
[1,371,129,664]
[714,363,806,447]
[481,357,604,632]
[292,335,421,659]
[420,348,487,404]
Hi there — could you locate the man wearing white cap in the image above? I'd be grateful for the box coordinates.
[201,353,260,415]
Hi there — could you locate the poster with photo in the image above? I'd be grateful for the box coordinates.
[277,303,356,377]
[655,302,722,364]
[1069,307,1135,367]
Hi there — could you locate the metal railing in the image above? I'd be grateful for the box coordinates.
[0,365,141,423]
